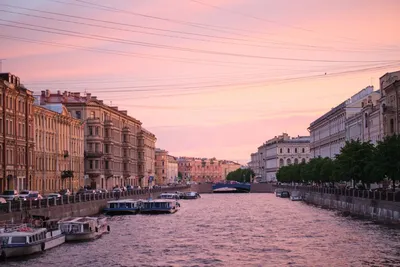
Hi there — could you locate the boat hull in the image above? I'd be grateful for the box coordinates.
[140,208,178,214]
[65,230,105,241]
[1,243,43,259]
[45,234,65,250]
[181,196,199,199]
[104,209,139,215]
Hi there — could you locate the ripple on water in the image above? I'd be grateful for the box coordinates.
[3,193,400,267]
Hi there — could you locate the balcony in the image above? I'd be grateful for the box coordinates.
[105,169,113,178]
[382,104,395,114]
[122,126,131,133]
[61,170,74,179]
[84,151,104,158]
[87,117,101,125]
[86,134,103,141]
[86,169,101,177]
[104,120,113,127]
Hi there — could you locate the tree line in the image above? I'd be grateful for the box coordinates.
[276,134,400,189]
[226,168,255,183]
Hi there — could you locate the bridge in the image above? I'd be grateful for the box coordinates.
[212,183,251,193]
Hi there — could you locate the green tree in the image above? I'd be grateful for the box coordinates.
[226,168,255,183]
[178,172,183,181]
[375,134,400,190]
[335,139,376,188]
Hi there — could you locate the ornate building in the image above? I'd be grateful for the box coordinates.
[36,90,152,189]
[0,73,35,192]
[257,133,310,182]
[380,71,400,137]
[33,101,84,193]
[155,148,178,185]
[308,86,378,158]
[138,129,156,187]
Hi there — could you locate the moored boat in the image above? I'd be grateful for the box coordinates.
[275,188,283,197]
[279,191,290,198]
[181,191,201,199]
[139,199,180,214]
[158,193,180,200]
[104,199,141,215]
[58,217,110,241]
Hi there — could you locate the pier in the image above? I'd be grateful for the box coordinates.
[0,185,190,222]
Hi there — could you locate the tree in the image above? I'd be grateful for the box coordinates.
[335,139,376,188]
[178,172,183,181]
[226,168,255,183]
[375,134,400,190]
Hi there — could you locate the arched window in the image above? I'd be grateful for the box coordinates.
[279,158,284,167]
[287,159,291,165]
[294,158,299,164]
[301,158,306,163]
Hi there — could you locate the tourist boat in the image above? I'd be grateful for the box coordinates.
[213,187,238,193]
[104,199,141,215]
[139,199,180,214]
[0,221,65,259]
[58,217,110,241]
[290,191,303,201]
[181,191,201,199]
[275,188,283,197]
[158,193,180,200]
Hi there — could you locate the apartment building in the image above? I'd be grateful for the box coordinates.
[36,90,152,190]
[248,152,261,177]
[308,86,378,158]
[155,149,178,185]
[257,133,310,182]
[0,73,35,192]
[33,100,84,193]
[138,129,156,187]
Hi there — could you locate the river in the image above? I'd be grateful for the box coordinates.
[4,193,400,267]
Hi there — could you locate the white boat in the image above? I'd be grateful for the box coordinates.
[58,217,110,241]
[275,188,283,197]
[42,219,66,250]
[0,223,63,259]
[290,191,303,201]
[181,191,201,199]
[158,193,180,200]
[104,199,141,215]
[140,199,180,214]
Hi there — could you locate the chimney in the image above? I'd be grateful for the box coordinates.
[86,93,91,99]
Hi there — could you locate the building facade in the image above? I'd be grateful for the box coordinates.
[166,155,178,184]
[248,152,261,177]
[177,157,240,183]
[155,149,178,185]
[380,71,400,137]
[138,129,156,187]
[346,92,383,144]
[36,90,144,190]
[33,102,84,193]
[257,133,310,182]
[308,86,378,158]
[0,73,35,192]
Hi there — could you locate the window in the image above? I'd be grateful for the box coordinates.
[123,163,127,171]
[365,113,368,128]
[89,160,93,169]
[90,111,95,118]
[287,148,290,153]
[295,148,298,153]
[95,127,99,136]
[302,148,305,153]
[390,118,394,133]
[75,111,81,119]
[279,148,282,153]
[95,160,99,169]
[89,127,93,136]
[123,149,127,157]
[105,161,109,170]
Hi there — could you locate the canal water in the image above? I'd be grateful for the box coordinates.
[4,193,400,267]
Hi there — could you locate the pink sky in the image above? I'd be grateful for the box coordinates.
[1,0,400,164]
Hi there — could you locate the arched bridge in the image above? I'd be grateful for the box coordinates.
[212,183,251,193]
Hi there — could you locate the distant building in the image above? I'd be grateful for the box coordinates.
[308,86,378,158]
[33,101,84,193]
[177,157,240,183]
[257,133,310,182]
[0,73,35,192]
[248,152,261,177]
[155,149,178,185]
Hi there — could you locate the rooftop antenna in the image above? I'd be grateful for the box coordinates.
[0,59,6,72]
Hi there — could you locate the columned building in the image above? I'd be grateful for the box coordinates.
[0,73,35,192]
[380,71,400,137]
[33,101,84,193]
[137,128,156,187]
[308,86,378,158]
[258,133,310,182]
[36,90,144,190]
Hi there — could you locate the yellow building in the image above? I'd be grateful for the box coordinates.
[138,129,156,187]
[33,101,84,193]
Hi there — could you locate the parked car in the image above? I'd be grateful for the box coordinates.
[76,189,96,195]
[46,193,62,200]
[0,197,6,204]
[95,189,108,194]
[18,190,31,200]
[24,192,43,201]
[0,190,19,201]
[59,189,71,196]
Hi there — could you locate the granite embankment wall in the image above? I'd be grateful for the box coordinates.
[190,183,274,193]
[0,186,190,222]
[278,186,400,224]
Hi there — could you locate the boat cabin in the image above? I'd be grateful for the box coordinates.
[158,193,180,200]
[107,199,140,209]
[0,226,47,247]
